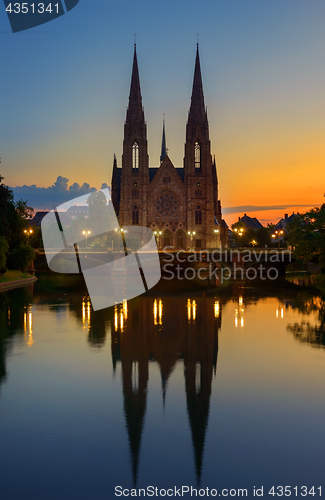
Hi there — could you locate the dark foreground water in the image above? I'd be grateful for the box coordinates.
[0,276,324,500]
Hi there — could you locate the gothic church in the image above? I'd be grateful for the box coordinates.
[111,45,228,250]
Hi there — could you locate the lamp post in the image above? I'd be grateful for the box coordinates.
[234,227,244,248]
[82,230,91,248]
[154,231,162,250]
[272,230,284,248]
[24,229,33,241]
[115,227,127,252]
[187,231,196,250]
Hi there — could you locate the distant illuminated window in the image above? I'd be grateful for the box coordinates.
[132,142,139,169]
[195,142,201,172]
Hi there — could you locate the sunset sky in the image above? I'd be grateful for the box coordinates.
[1,0,324,226]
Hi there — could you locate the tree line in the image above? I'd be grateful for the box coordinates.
[0,175,35,275]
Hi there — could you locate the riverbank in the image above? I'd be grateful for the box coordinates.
[0,270,37,291]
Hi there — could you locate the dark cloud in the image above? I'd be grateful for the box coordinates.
[11,176,109,210]
[223,204,315,215]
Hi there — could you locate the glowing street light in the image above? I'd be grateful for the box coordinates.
[272,230,284,247]
[154,231,162,250]
[24,229,33,243]
[82,230,91,248]
[188,231,196,250]
[234,227,244,247]
[114,227,128,252]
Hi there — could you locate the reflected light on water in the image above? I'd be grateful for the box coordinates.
[235,297,245,328]
[153,299,163,325]
[187,299,191,321]
[114,302,128,331]
[187,299,197,322]
[192,300,197,321]
[24,306,34,347]
[214,300,220,318]
[82,297,92,328]
[123,300,128,321]
[276,306,284,319]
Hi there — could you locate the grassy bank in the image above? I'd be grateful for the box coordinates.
[0,270,33,284]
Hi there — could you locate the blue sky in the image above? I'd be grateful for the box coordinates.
[1,0,324,222]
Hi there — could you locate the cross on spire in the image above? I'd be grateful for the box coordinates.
[133,31,138,45]
[196,29,200,45]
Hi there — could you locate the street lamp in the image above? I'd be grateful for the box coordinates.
[187,231,196,250]
[115,227,128,252]
[82,230,91,248]
[234,227,244,247]
[251,239,257,247]
[24,229,33,241]
[272,230,284,248]
[154,231,162,250]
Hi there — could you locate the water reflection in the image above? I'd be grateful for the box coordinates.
[1,277,325,489]
[0,285,35,385]
[286,296,325,348]
[110,295,221,484]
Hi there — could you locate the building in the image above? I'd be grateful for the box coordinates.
[274,212,298,233]
[238,213,263,230]
[111,45,228,250]
[66,205,89,219]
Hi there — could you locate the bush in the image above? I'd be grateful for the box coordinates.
[0,236,9,275]
[7,244,35,272]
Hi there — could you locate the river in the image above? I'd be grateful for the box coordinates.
[0,275,324,499]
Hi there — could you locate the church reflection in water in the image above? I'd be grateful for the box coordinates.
[110,295,221,484]
[1,277,325,486]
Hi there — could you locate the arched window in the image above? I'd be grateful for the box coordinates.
[195,142,201,172]
[132,142,139,170]
[176,230,186,249]
[132,205,139,225]
[195,205,202,225]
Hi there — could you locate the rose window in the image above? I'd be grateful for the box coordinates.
[155,191,178,218]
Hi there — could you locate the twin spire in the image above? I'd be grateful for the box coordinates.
[126,43,207,159]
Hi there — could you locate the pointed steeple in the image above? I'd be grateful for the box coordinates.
[186,45,209,144]
[126,44,145,125]
[160,117,167,163]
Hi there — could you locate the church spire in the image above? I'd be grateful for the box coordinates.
[125,44,145,126]
[160,117,167,163]
[186,45,209,144]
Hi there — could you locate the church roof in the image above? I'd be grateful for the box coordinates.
[112,166,184,185]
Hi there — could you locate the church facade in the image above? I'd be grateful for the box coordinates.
[111,45,228,250]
